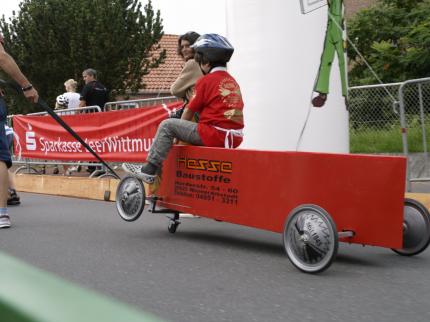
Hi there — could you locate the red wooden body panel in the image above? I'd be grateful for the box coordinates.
[157,146,406,249]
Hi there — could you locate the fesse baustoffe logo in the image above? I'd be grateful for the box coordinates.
[176,157,233,183]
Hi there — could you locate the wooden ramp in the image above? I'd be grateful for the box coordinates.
[13,174,120,202]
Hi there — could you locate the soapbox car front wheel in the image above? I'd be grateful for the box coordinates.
[116,176,146,222]
[392,198,430,256]
[283,205,338,274]
[168,220,179,233]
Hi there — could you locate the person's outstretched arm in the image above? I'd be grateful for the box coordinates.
[0,43,38,103]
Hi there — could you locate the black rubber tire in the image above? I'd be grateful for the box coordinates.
[283,204,338,274]
[392,198,430,256]
[168,221,178,234]
[115,176,145,222]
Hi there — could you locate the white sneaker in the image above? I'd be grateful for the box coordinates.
[0,215,11,228]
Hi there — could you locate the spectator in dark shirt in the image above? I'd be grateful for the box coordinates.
[79,68,108,174]
[79,68,108,111]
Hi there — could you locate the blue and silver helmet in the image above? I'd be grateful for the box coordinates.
[191,34,234,64]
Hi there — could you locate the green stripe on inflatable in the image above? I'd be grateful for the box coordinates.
[0,252,163,322]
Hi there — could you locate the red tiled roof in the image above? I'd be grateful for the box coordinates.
[141,34,183,94]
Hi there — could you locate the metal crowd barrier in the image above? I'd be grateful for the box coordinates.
[27,105,102,116]
[349,77,430,191]
[104,96,178,111]
[398,77,430,190]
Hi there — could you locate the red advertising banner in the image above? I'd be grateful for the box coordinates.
[12,102,183,162]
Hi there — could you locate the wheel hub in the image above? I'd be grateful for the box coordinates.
[283,205,338,273]
[116,176,146,222]
[300,231,310,243]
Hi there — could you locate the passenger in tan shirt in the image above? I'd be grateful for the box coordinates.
[169,32,203,154]
[170,31,203,106]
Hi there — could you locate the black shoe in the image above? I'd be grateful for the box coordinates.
[312,93,327,108]
[53,166,59,175]
[141,162,158,175]
[7,189,21,206]
[122,162,158,184]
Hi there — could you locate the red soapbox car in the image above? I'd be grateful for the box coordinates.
[115,146,430,273]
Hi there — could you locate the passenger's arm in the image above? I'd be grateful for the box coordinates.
[181,107,195,121]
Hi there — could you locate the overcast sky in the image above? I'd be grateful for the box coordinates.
[1,0,226,35]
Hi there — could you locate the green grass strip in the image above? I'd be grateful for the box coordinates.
[0,251,163,322]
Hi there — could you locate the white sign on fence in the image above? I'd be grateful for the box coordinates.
[300,0,327,14]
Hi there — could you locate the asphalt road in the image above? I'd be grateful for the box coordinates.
[1,193,430,322]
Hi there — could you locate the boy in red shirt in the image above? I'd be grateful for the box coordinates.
[123,34,244,183]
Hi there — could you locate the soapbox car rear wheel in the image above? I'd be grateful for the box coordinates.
[116,176,146,222]
[392,198,430,256]
[283,205,338,274]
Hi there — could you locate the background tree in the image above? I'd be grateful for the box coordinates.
[0,0,165,113]
[347,0,430,86]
